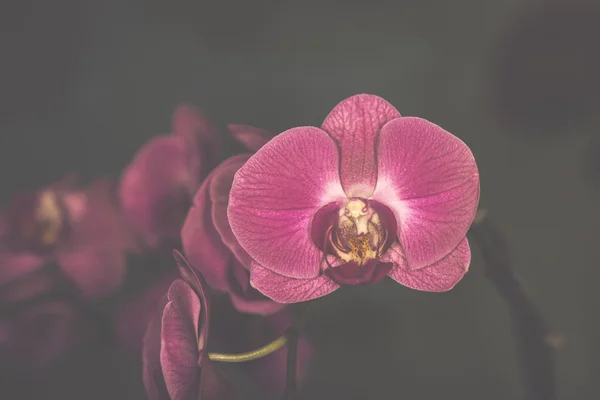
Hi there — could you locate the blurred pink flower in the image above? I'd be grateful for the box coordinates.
[0,176,137,299]
[142,252,235,400]
[181,124,286,316]
[118,105,219,249]
[228,94,480,303]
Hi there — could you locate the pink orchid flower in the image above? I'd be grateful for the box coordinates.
[119,105,219,249]
[228,94,480,303]
[182,125,287,316]
[0,176,137,299]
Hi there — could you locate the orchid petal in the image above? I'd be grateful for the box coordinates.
[373,117,479,269]
[160,279,202,400]
[228,262,286,315]
[172,104,217,185]
[384,238,471,292]
[181,176,231,292]
[74,178,139,252]
[321,94,401,197]
[172,250,210,349]
[250,261,340,303]
[56,249,126,298]
[209,155,254,267]
[119,136,192,247]
[229,127,345,279]
[142,296,171,400]
[0,249,45,286]
[199,358,237,399]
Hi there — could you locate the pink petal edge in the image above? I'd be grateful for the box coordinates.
[228,127,345,279]
[250,261,340,303]
[384,237,471,292]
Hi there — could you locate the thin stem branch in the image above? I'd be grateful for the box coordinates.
[208,300,315,364]
[468,210,562,400]
[208,334,289,362]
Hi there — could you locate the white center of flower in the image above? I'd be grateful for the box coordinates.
[330,199,384,265]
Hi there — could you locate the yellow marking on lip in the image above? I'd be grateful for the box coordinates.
[332,199,381,265]
[35,191,63,246]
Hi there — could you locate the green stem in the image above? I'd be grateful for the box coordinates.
[208,334,289,363]
[208,301,314,364]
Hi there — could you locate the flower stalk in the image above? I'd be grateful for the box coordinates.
[469,209,562,400]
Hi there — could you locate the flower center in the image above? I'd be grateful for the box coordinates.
[330,199,384,265]
[311,198,398,286]
[12,190,67,251]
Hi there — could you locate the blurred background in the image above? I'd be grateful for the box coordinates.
[1,0,598,398]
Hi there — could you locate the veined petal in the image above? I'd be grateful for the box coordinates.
[228,127,345,279]
[228,261,286,315]
[373,117,479,269]
[321,94,401,197]
[160,280,202,400]
[384,238,471,292]
[250,262,340,303]
[142,295,170,400]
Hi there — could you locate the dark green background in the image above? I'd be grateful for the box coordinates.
[1,0,598,399]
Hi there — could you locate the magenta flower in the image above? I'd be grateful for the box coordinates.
[0,176,136,299]
[228,94,480,303]
[119,105,219,248]
[182,124,285,315]
[143,253,236,400]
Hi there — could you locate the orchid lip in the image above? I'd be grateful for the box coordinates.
[311,198,397,285]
